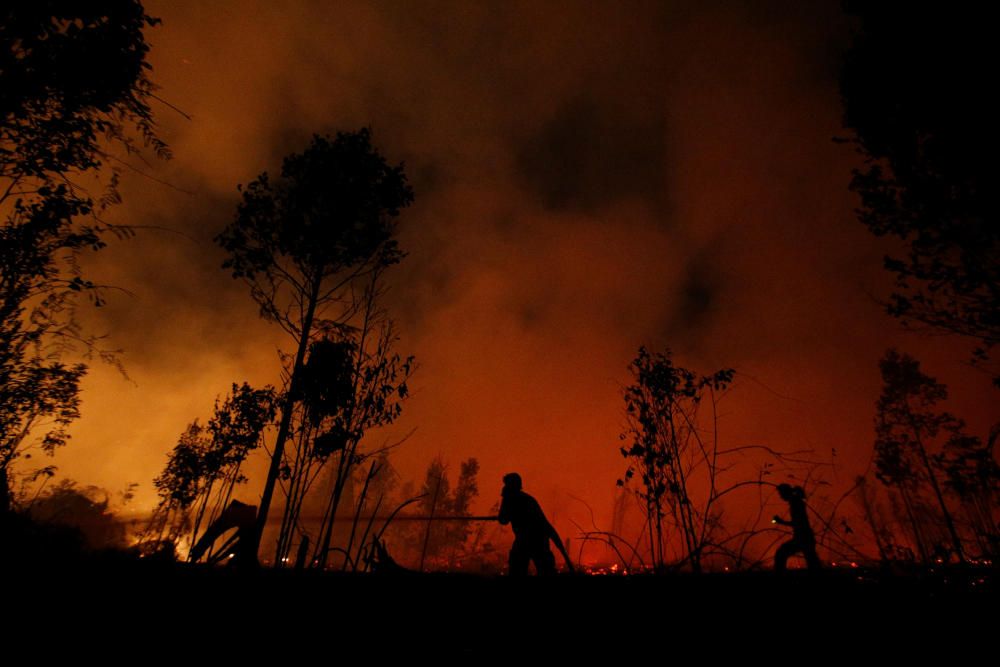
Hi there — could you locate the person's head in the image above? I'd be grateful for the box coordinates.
[777,483,802,501]
[502,472,523,493]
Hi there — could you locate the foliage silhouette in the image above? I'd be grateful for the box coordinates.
[874,349,969,563]
[840,4,1000,382]
[0,1,167,510]
[618,347,733,572]
[278,284,413,570]
[144,383,276,555]
[937,426,999,558]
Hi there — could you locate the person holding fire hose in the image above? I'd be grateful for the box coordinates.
[498,472,574,575]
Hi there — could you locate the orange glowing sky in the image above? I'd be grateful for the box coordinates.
[40,1,995,546]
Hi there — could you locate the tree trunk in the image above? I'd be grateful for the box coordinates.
[246,276,321,565]
[910,421,967,564]
[0,465,10,516]
[898,486,929,563]
[419,472,443,571]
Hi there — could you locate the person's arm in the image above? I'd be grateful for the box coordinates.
[498,495,511,526]
[772,515,789,526]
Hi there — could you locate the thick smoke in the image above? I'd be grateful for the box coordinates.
[51,1,994,546]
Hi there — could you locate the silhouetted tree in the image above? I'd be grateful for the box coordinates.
[1,2,167,510]
[450,457,481,559]
[938,425,999,558]
[273,338,356,563]
[216,128,413,562]
[145,383,276,555]
[618,347,734,572]
[853,474,893,563]
[417,457,448,570]
[273,310,413,569]
[312,292,413,571]
[1,2,168,180]
[410,456,480,570]
[873,349,968,563]
[338,450,401,572]
[840,4,1000,382]
[154,421,209,512]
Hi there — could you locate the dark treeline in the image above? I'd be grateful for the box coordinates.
[1,3,166,518]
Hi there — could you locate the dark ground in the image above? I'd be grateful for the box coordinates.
[6,552,995,659]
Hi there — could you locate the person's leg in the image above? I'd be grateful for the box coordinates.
[509,540,530,576]
[774,539,797,571]
[803,541,823,571]
[533,547,557,575]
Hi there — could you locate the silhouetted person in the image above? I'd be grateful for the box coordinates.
[498,473,574,575]
[773,484,822,572]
